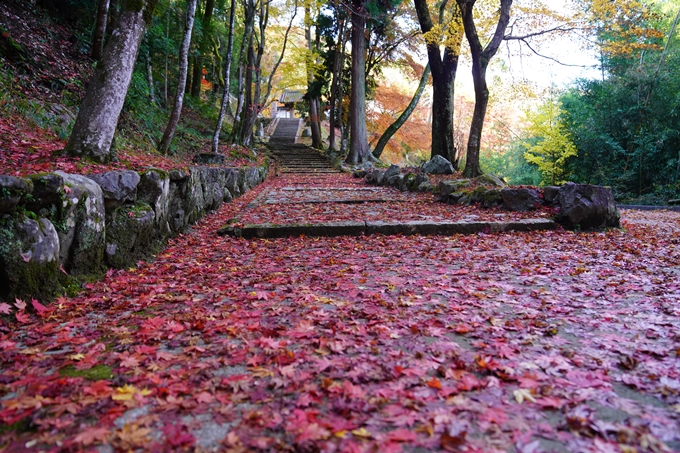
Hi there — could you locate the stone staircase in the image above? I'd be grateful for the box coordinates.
[267,118,336,174]
[268,143,337,174]
[269,118,301,145]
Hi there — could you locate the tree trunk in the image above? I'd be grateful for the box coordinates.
[338,23,348,154]
[414,0,462,165]
[146,45,155,103]
[346,3,372,165]
[430,61,457,164]
[185,57,193,93]
[373,63,430,159]
[158,0,198,154]
[191,56,202,97]
[230,0,256,144]
[191,0,214,98]
[463,63,487,177]
[458,0,512,178]
[240,44,255,144]
[65,0,157,162]
[92,0,109,60]
[212,0,237,153]
[328,16,344,151]
[106,0,120,36]
[163,10,169,105]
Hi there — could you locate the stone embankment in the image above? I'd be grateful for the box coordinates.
[0,163,268,302]
[358,163,620,231]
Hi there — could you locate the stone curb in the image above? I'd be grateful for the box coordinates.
[618,204,680,212]
[217,218,556,239]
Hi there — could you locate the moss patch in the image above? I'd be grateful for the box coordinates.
[58,364,113,380]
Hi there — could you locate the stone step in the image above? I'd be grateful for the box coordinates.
[218,218,557,239]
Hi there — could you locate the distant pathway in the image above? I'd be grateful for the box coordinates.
[219,143,555,239]
[1,166,680,452]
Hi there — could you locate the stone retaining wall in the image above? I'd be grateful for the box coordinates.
[0,164,268,302]
[360,166,620,232]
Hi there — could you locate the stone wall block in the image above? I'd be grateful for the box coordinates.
[54,172,105,274]
[105,202,155,269]
[0,215,60,301]
[138,169,171,235]
[89,170,141,209]
[0,175,32,213]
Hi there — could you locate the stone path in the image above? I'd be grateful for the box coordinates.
[218,143,556,238]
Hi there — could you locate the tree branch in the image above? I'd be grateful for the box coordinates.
[518,39,598,68]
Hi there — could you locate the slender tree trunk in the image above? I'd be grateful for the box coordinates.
[163,10,169,105]
[328,16,344,151]
[146,45,155,103]
[458,0,512,178]
[373,63,430,159]
[346,2,371,164]
[158,0,198,154]
[240,44,255,144]
[259,0,296,119]
[106,0,120,36]
[463,63,487,177]
[242,0,270,146]
[212,0,237,153]
[192,0,214,98]
[231,0,256,144]
[338,24,348,154]
[92,0,110,60]
[65,0,156,162]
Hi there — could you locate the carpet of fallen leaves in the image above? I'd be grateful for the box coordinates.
[1,174,680,453]
[235,174,555,226]
[0,115,263,177]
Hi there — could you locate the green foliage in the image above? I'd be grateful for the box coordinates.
[481,141,542,186]
[522,99,578,185]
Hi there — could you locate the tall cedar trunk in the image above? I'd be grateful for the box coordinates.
[92,0,110,60]
[458,0,512,178]
[158,0,197,154]
[191,0,214,98]
[305,3,322,149]
[65,0,156,162]
[328,15,344,151]
[414,0,462,165]
[346,2,371,165]
[212,0,237,153]
[231,0,255,144]
[373,64,430,159]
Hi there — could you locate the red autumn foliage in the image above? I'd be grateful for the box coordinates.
[0,173,679,452]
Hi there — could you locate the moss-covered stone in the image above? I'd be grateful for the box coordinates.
[105,202,155,269]
[0,214,61,302]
